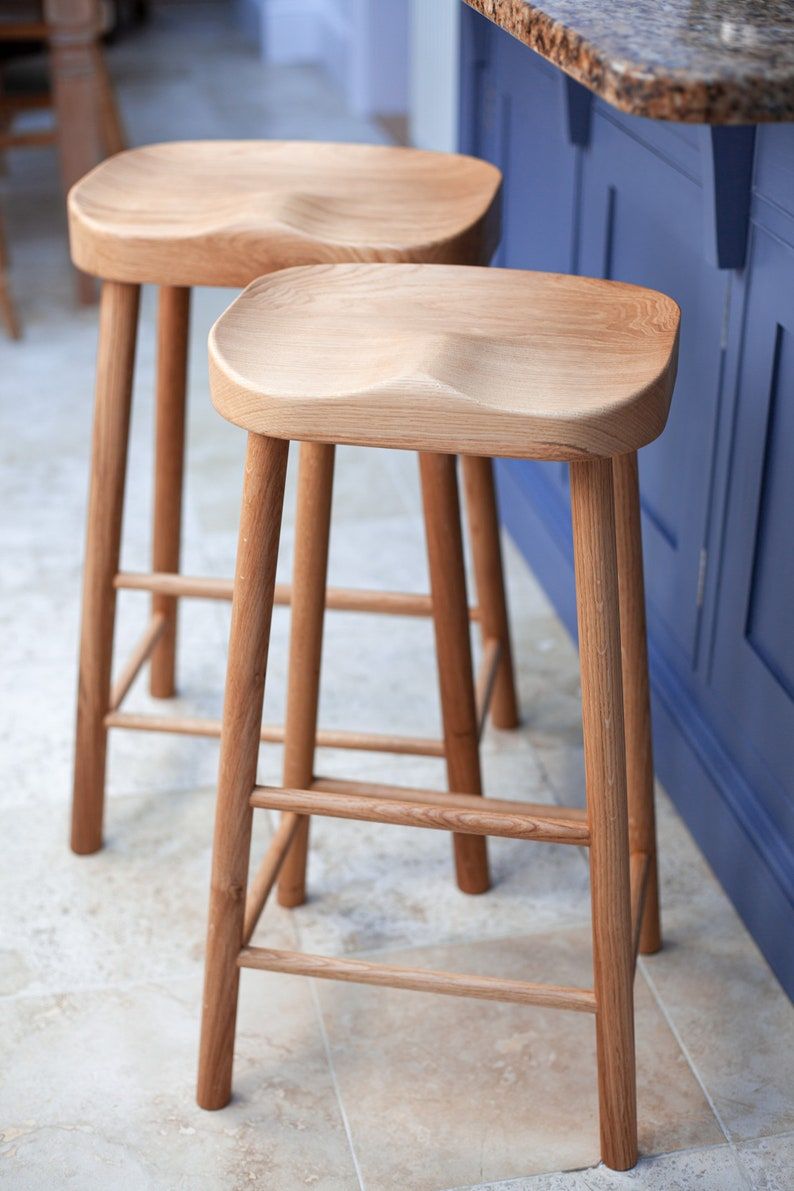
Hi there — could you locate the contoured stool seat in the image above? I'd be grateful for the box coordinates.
[209,263,680,459]
[199,261,681,1171]
[68,140,519,869]
[68,140,502,286]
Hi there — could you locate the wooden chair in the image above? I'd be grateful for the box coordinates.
[0,0,125,309]
[67,141,519,908]
[196,262,679,1171]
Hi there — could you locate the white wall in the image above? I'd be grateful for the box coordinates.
[409,0,461,152]
[260,0,409,120]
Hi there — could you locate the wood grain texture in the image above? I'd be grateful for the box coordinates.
[570,457,637,1171]
[630,851,651,968]
[309,776,588,823]
[197,434,288,1112]
[109,612,166,712]
[277,442,335,909]
[209,264,680,460]
[150,285,190,698]
[420,452,490,894]
[250,785,591,845]
[68,140,502,286]
[238,947,597,1013]
[114,571,468,618]
[243,812,301,946]
[462,455,518,727]
[475,637,503,739]
[103,710,444,757]
[612,451,661,955]
[71,280,139,854]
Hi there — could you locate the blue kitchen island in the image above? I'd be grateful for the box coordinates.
[458,1,794,994]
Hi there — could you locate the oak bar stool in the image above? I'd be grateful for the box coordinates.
[68,141,518,896]
[197,263,679,1172]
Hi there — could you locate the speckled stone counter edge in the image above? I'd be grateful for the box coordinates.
[464,0,794,124]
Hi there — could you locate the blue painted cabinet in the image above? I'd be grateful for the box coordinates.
[577,110,729,668]
[459,7,794,995]
[708,222,794,856]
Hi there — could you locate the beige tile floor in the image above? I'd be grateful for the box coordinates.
[1,5,793,1188]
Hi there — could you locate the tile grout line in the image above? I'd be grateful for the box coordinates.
[292,911,368,1191]
[443,1139,759,1191]
[638,955,744,1164]
[307,977,368,1191]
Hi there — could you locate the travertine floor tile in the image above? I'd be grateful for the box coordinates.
[638,795,794,1144]
[0,977,359,1190]
[460,1143,750,1190]
[317,930,723,1189]
[0,788,294,998]
[1,4,791,1189]
[737,1132,794,1190]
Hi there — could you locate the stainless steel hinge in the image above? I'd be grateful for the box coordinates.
[696,547,708,608]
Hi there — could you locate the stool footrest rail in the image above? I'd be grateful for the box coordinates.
[103,711,445,757]
[114,570,482,620]
[237,946,597,1013]
[250,782,591,845]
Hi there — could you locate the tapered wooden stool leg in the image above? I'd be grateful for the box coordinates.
[420,453,490,895]
[71,280,140,855]
[198,434,289,1111]
[461,455,519,729]
[150,285,191,698]
[570,457,637,1171]
[612,452,661,955]
[277,442,336,909]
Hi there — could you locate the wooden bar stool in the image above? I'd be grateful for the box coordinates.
[67,141,519,891]
[196,263,679,1171]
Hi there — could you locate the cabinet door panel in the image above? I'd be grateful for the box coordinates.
[710,226,794,832]
[481,30,579,275]
[578,114,728,665]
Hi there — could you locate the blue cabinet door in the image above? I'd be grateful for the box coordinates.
[708,223,794,845]
[578,111,729,668]
[462,12,580,275]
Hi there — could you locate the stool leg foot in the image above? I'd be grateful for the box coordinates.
[277,443,335,909]
[420,453,490,896]
[198,434,288,1111]
[71,281,140,855]
[613,453,661,955]
[150,285,190,699]
[570,458,637,1171]
[461,456,519,730]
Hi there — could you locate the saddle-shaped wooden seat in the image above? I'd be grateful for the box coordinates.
[68,141,502,287]
[209,263,680,459]
[199,259,682,1171]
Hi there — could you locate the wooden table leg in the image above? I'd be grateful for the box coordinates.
[277,442,336,908]
[150,286,191,699]
[612,451,661,955]
[0,210,21,339]
[44,0,103,304]
[197,434,289,1111]
[91,41,126,156]
[421,452,490,896]
[71,280,140,854]
[570,456,637,1172]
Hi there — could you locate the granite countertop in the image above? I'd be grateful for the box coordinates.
[464,0,794,123]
